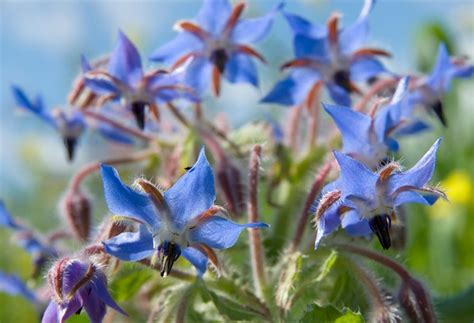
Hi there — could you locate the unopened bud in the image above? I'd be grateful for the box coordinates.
[62,189,91,242]
[216,159,245,216]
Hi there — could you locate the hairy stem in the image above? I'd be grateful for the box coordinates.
[354,77,399,112]
[69,148,157,192]
[289,160,334,251]
[247,145,267,297]
[286,104,303,153]
[83,110,155,141]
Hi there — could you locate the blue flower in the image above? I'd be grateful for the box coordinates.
[150,0,282,96]
[314,139,445,250]
[42,258,126,323]
[84,31,197,130]
[405,43,474,126]
[11,86,133,161]
[262,0,389,107]
[324,78,410,169]
[0,271,38,304]
[100,148,268,276]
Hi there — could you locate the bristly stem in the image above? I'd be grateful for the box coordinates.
[354,77,399,112]
[247,145,267,297]
[167,102,191,128]
[336,243,436,323]
[306,82,322,150]
[69,148,157,192]
[286,104,303,153]
[83,110,155,142]
[289,160,334,251]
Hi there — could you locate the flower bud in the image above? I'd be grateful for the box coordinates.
[215,159,246,216]
[61,189,91,242]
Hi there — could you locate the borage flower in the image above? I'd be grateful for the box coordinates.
[314,139,445,250]
[84,31,197,130]
[42,257,126,323]
[406,43,474,126]
[101,148,268,276]
[11,87,133,161]
[324,78,410,169]
[150,0,282,96]
[262,0,389,107]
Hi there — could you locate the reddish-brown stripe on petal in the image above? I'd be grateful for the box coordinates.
[327,13,340,46]
[305,80,323,111]
[313,190,341,224]
[235,45,267,63]
[171,52,197,71]
[191,243,220,274]
[212,66,221,97]
[148,102,160,122]
[280,58,318,71]
[174,21,209,40]
[66,263,96,301]
[352,48,392,59]
[137,180,167,213]
[224,2,246,34]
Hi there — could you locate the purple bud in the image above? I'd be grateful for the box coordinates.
[61,189,91,242]
[398,279,436,323]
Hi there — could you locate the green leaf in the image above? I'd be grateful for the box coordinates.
[415,21,454,73]
[316,250,339,282]
[276,251,303,311]
[299,304,364,323]
[109,265,153,302]
[434,284,474,323]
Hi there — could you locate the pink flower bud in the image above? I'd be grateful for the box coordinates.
[61,189,91,242]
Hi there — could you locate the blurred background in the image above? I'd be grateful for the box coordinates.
[1,0,473,322]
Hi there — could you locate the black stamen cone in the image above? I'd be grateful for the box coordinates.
[431,100,447,126]
[210,48,228,73]
[159,242,181,277]
[369,214,392,250]
[131,101,147,130]
[63,137,77,162]
[333,70,352,92]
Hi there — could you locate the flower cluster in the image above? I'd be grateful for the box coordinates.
[2,0,473,322]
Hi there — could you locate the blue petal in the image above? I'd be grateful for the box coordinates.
[293,34,327,59]
[326,84,351,106]
[42,301,58,323]
[108,31,143,87]
[224,53,258,87]
[103,226,154,262]
[0,272,37,303]
[388,138,441,195]
[314,204,341,249]
[100,165,160,229]
[350,57,387,82]
[82,288,106,323]
[324,104,371,153]
[196,0,231,35]
[149,33,203,64]
[189,216,268,249]
[83,75,122,96]
[341,211,371,237]
[92,272,128,316]
[231,2,283,43]
[11,86,54,126]
[164,148,215,231]
[182,247,208,276]
[261,69,320,106]
[282,11,326,38]
[339,0,375,54]
[333,151,378,200]
[0,201,22,230]
[80,55,92,72]
[393,190,439,207]
[391,77,410,104]
[393,120,430,136]
[184,57,213,95]
[426,43,451,91]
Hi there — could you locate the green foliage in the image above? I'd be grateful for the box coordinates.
[299,304,364,323]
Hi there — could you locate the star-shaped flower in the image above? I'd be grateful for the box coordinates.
[42,257,126,323]
[150,0,282,96]
[324,78,410,169]
[262,0,389,107]
[314,139,445,250]
[11,86,133,161]
[405,43,474,126]
[100,148,268,276]
[84,31,197,130]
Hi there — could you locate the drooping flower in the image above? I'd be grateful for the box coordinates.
[405,43,474,126]
[11,86,133,161]
[262,0,389,107]
[100,148,268,276]
[83,31,197,130]
[150,0,282,96]
[42,257,126,323]
[314,139,445,250]
[0,271,38,304]
[324,78,410,169]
